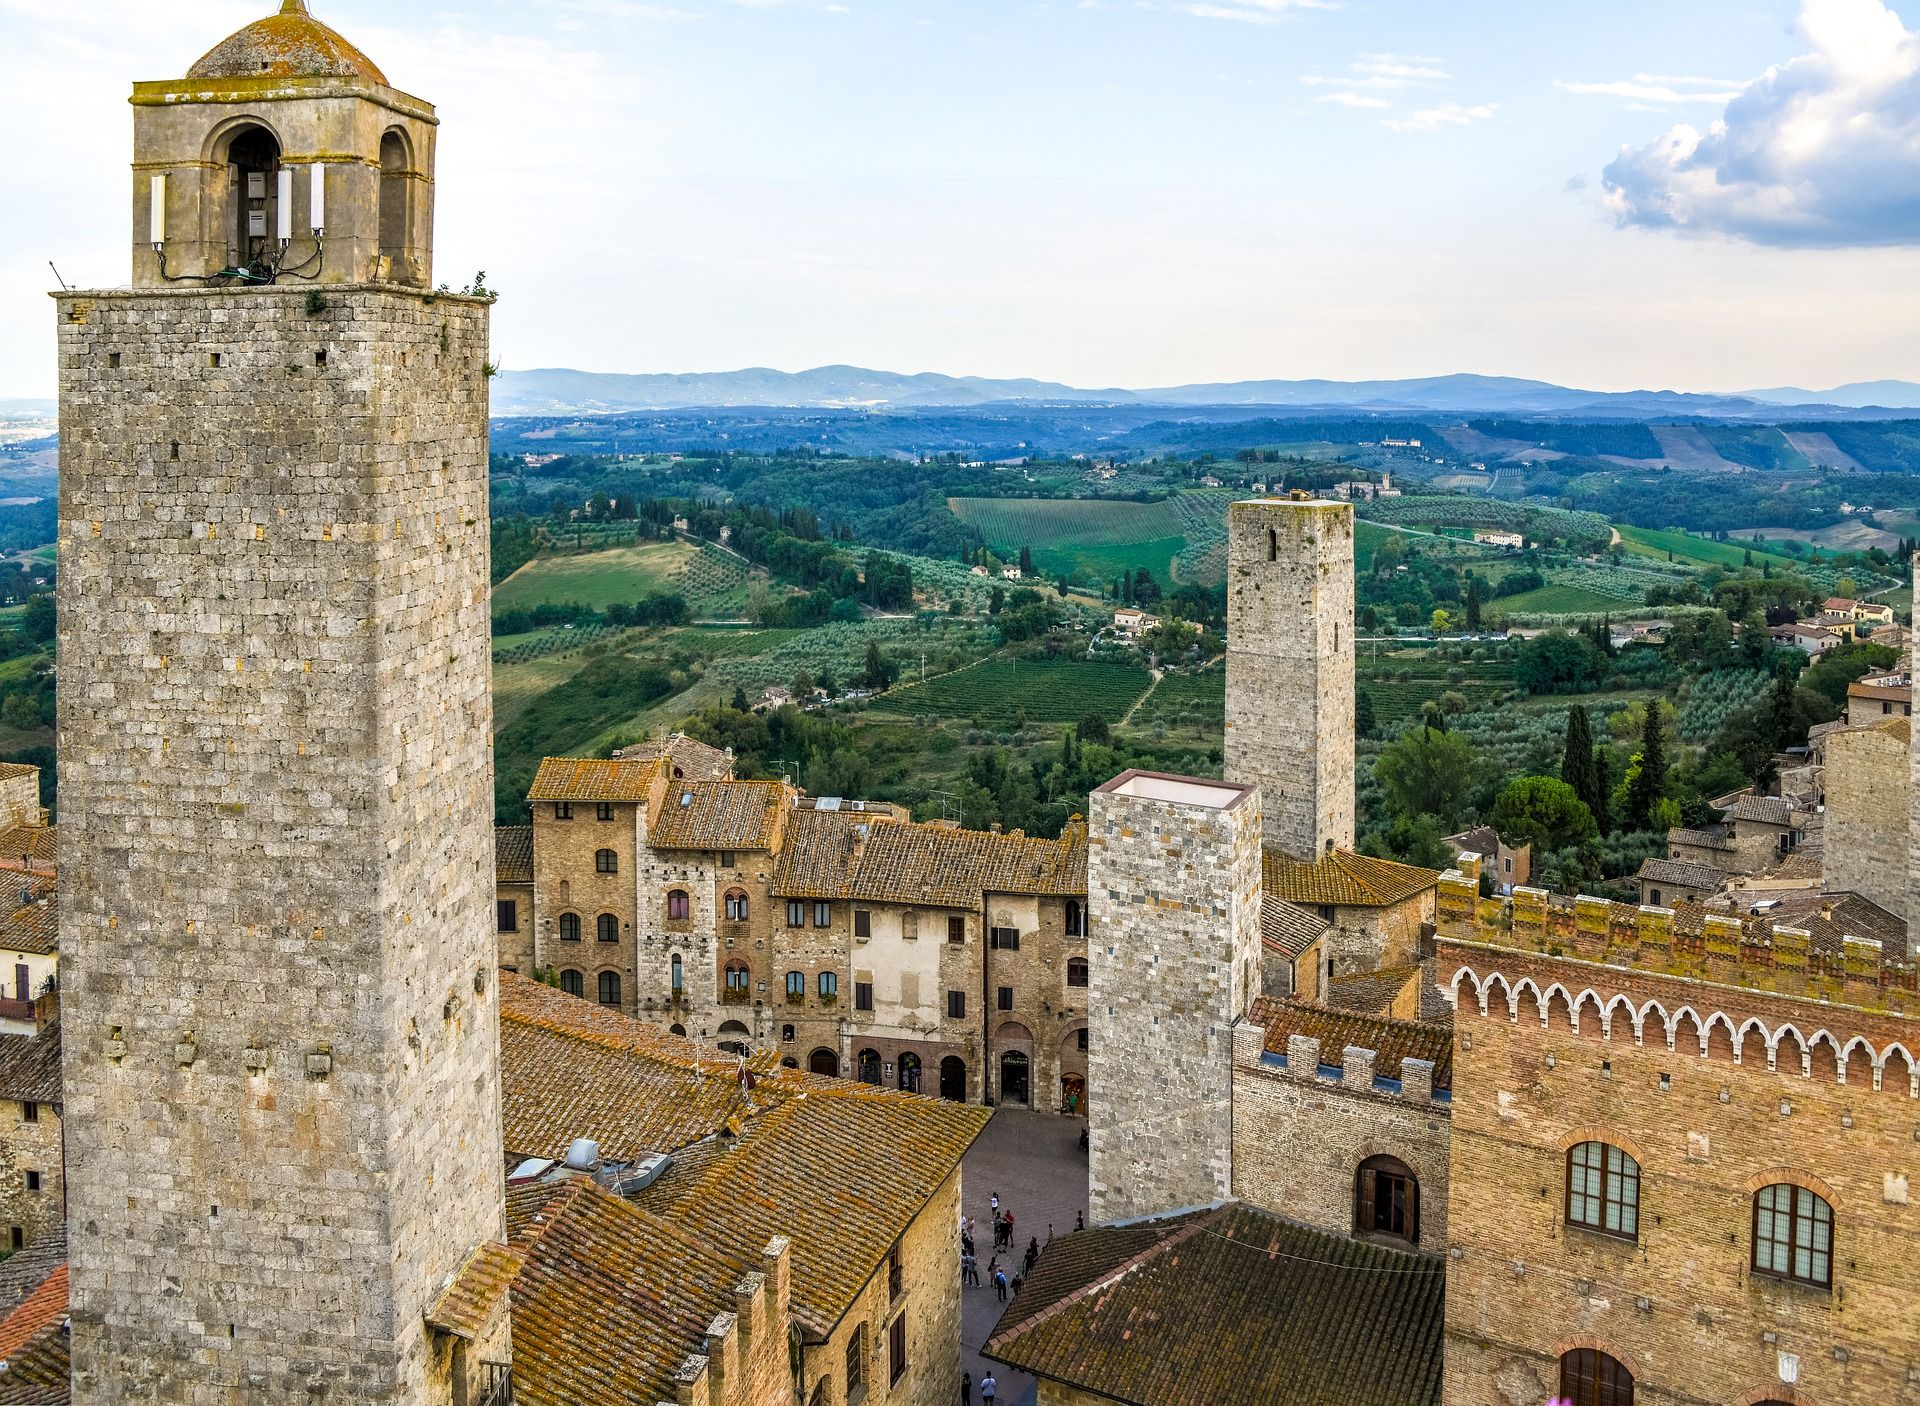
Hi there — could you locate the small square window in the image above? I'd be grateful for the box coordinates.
[20,1102,36,1124]
[208,353,223,369]
[855,981,874,1012]
[108,352,122,370]
[1077,1028,1089,1052]
[23,1171,39,1193]
[719,851,736,869]
[948,917,965,944]
[781,1024,795,1042]
[314,349,327,367]
[997,986,1014,1011]
[854,910,872,939]
[554,803,574,822]
[596,802,615,822]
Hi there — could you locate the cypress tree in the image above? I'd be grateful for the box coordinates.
[1592,748,1612,836]
[1627,704,1667,831]
[1560,705,1598,816]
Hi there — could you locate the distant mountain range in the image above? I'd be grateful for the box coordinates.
[491,366,1920,419]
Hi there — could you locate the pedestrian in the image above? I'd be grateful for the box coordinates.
[1004,1211,1016,1247]
[961,1370,971,1405]
[1011,1272,1023,1297]
[1024,1237,1039,1275]
[981,1372,997,1404]
[990,1191,1000,1216]
[1075,1211,1085,1232]
[993,1268,1008,1302]
[961,1231,974,1258]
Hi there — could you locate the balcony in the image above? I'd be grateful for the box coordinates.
[0,997,33,1022]
[477,1362,513,1406]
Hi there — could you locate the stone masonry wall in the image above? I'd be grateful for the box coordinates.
[1910,558,1920,952]
[1224,498,1356,859]
[1826,722,1908,922]
[58,286,504,1404]
[1087,776,1261,1223]
[0,1097,64,1253]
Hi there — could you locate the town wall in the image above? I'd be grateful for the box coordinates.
[1224,498,1356,858]
[57,286,505,1403]
[1826,722,1909,921]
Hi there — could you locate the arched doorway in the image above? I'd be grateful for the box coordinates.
[1354,1155,1420,1245]
[898,1053,923,1093]
[809,1048,840,1078]
[939,1056,968,1102]
[857,1049,883,1085]
[1060,1074,1086,1117]
[1000,1051,1031,1106]
[221,123,282,270]
[1559,1348,1633,1406]
[717,1020,750,1058]
[378,129,414,282]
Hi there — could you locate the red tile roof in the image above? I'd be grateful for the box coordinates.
[1264,849,1439,909]
[527,758,664,804]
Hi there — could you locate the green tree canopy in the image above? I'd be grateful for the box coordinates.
[1491,776,1599,852]
[1373,723,1475,829]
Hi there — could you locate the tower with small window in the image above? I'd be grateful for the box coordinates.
[58,5,504,1402]
[1223,496,1356,858]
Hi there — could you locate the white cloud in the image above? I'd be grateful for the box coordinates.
[1599,0,1920,247]
[1558,75,1743,106]
[1384,102,1498,133]
[1303,50,1452,91]
[1316,91,1392,108]
[1180,0,1335,23]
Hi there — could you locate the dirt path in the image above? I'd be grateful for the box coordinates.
[1119,668,1165,727]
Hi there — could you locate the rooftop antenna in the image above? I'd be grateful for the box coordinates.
[47,263,70,293]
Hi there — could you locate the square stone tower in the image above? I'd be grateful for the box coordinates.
[1086,772,1262,1223]
[1224,496,1356,858]
[1910,556,1920,954]
[56,6,506,1401]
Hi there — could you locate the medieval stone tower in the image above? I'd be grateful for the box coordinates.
[1224,497,1357,858]
[56,5,507,1400]
[1086,772,1263,1223]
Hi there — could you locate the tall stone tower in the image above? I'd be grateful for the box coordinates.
[1086,771,1262,1223]
[1224,496,1356,858]
[1910,558,1920,954]
[57,5,507,1401]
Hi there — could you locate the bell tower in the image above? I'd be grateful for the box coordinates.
[58,5,506,1402]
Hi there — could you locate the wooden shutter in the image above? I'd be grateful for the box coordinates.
[1357,1167,1376,1233]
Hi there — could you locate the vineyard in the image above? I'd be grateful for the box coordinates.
[1677,668,1773,743]
[493,540,701,613]
[491,624,623,666]
[1357,652,1518,728]
[1128,667,1226,731]
[870,656,1153,727]
[672,544,753,612]
[1169,491,1236,584]
[1360,497,1613,548]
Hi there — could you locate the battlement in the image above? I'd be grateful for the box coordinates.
[1237,1026,1446,1105]
[1436,873,1918,1014]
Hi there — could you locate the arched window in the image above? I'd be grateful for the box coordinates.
[1354,1156,1419,1244]
[559,969,583,998]
[1558,1348,1633,1406]
[818,972,839,999]
[786,971,806,1000]
[378,129,413,282]
[558,912,581,943]
[857,1049,883,1085]
[223,124,283,267]
[1064,899,1087,938]
[597,972,621,1007]
[670,954,684,994]
[1753,1183,1832,1289]
[669,1023,688,1037]
[898,1052,922,1093]
[595,849,618,875]
[1066,957,1089,988]
[725,890,750,922]
[1566,1142,1639,1241]
[667,890,690,921]
[596,913,620,943]
[724,960,751,993]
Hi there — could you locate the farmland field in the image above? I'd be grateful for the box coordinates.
[871,656,1153,727]
[1357,653,1516,729]
[1483,583,1634,617]
[1615,525,1804,573]
[949,493,1236,585]
[493,540,702,613]
[1128,668,1225,731]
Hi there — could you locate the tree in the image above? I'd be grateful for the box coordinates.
[1019,546,1035,577]
[862,642,895,692]
[1559,706,1603,822]
[1625,702,1668,831]
[1464,577,1483,632]
[989,586,1006,616]
[731,686,751,713]
[791,668,815,699]
[1355,688,1377,740]
[1514,631,1607,694]
[1431,608,1454,635]
[1592,749,1613,835]
[1078,714,1112,746]
[1373,723,1475,829]
[19,595,52,645]
[1491,776,1599,852]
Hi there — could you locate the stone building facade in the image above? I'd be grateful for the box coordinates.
[0,1004,64,1255]
[1436,876,1920,1406]
[1086,772,1262,1223]
[1825,718,1908,921]
[1224,496,1356,859]
[55,7,509,1399]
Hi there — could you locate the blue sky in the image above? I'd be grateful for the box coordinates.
[2,0,1917,396]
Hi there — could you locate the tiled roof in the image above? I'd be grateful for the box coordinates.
[0,829,53,871]
[1729,890,1907,957]
[1726,795,1793,827]
[495,826,533,885]
[426,1241,522,1341]
[0,767,37,787]
[1445,825,1500,856]
[612,733,735,782]
[650,781,788,852]
[984,1203,1444,1406]
[503,1177,758,1406]
[0,890,54,959]
[1667,827,1735,852]
[1261,896,1328,958]
[1770,852,1824,882]
[1324,965,1421,1018]
[772,810,1087,906]
[0,1267,63,1369]
[527,757,663,804]
[498,975,990,1336]
[1252,998,1453,1090]
[1636,858,1725,892]
[0,1027,60,1105]
[1264,849,1439,909]
[0,1233,66,1405]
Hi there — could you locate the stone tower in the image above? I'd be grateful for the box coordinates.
[1086,771,1262,1223]
[57,6,506,1401]
[1911,558,1920,953]
[1224,496,1356,858]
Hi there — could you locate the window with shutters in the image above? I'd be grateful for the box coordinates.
[1066,957,1089,987]
[990,927,1020,951]
[1752,1183,1832,1289]
[1354,1156,1419,1245]
[788,901,806,928]
[948,916,966,944]
[814,902,832,927]
[724,890,750,922]
[496,900,518,933]
[1558,1349,1633,1406]
[854,909,872,939]
[888,1313,907,1386]
[845,1324,866,1397]
[855,981,874,1012]
[667,890,691,921]
[786,971,806,1001]
[997,986,1014,1011]
[948,991,966,1019]
[724,960,751,995]
[819,972,839,1000]
[1565,1142,1639,1241]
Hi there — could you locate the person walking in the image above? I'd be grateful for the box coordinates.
[961,1229,975,1258]
[980,1372,997,1404]
[1024,1237,1039,1275]
[961,1371,972,1405]
[993,1267,1009,1302]
[1003,1211,1016,1250]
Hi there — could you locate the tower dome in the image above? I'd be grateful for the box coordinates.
[186,0,388,85]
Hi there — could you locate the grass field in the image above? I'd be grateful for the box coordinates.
[493,541,702,613]
[1616,525,1806,574]
[951,496,1189,584]
[871,656,1152,727]
[1485,584,1635,617]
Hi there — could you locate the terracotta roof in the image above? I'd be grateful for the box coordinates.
[498,975,989,1336]
[1324,965,1421,1018]
[185,1,388,84]
[1636,858,1725,892]
[650,781,788,852]
[1726,795,1793,827]
[1770,852,1824,882]
[503,1178,759,1406]
[0,767,35,787]
[0,887,54,959]
[0,1320,68,1403]
[1261,896,1328,959]
[0,829,53,873]
[1252,998,1452,1090]
[1727,890,1907,957]
[0,1235,67,1404]
[527,757,664,804]
[1264,849,1439,909]
[984,1203,1444,1406]
[772,810,1086,906]
[495,826,533,886]
[612,733,735,782]
[0,1028,59,1106]
[1445,825,1502,856]
[426,1241,522,1342]
[1667,827,1735,852]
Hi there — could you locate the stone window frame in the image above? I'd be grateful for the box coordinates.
[496,899,518,933]
[559,969,584,998]
[596,971,622,1007]
[855,980,874,1012]
[787,900,807,928]
[819,971,840,1001]
[1354,1154,1419,1246]
[854,909,873,939]
[19,1102,36,1125]
[596,802,616,822]
[997,986,1014,1012]
[724,959,752,994]
[667,889,692,922]
[724,890,751,923]
[813,901,832,928]
[785,970,806,1002]
[1066,957,1089,988]
[670,954,684,995]
[595,848,619,875]
[553,803,573,822]
[947,990,966,1020]
[1064,899,1088,937]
